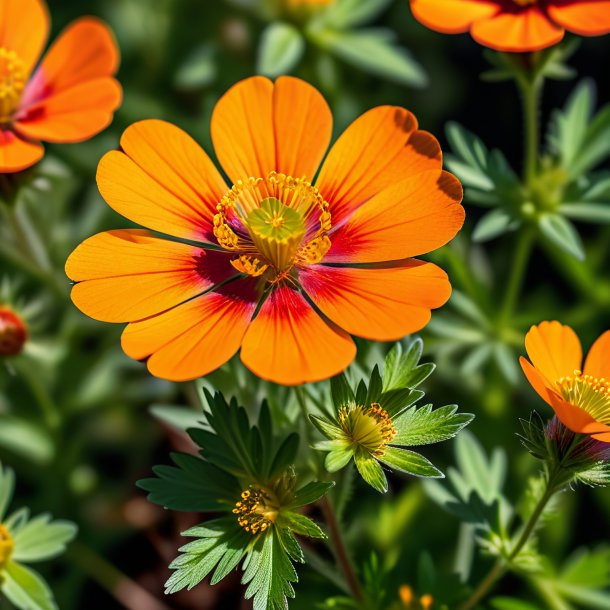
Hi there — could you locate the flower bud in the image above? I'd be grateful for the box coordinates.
[0,306,27,356]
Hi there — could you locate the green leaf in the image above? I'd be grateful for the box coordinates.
[317,28,427,87]
[174,44,217,89]
[138,452,240,512]
[279,512,326,539]
[242,529,298,610]
[366,366,383,405]
[354,448,387,493]
[472,208,518,242]
[310,414,343,440]
[11,515,77,563]
[559,203,610,223]
[490,597,545,610]
[0,460,15,521]
[288,481,334,508]
[539,213,585,260]
[393,404,474,446]
[325,448,354,473]
[0,418,54,465]
[1,561,57,610]
[383,339,434,391]
[379,447,443,478]
[320,0,392,29]
[379,388,424,418]
[330,374,355,410]
[269,433,300,478]
[257,22,305,78]
[149,404,208,432]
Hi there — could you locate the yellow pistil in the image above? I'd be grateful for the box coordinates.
[0,524,14,569]
[338,403,396,456]
[214,171,332,279]
[556,369,610,425]
[232,486,280,535]
[0,48,26,124]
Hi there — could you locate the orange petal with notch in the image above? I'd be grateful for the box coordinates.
[524,321,582,386]
[471,6,564,52]
[16,78,121,142]
[584,330,610,380]
[0,0,49,74]
[66,229,234,323]
[211,76,332,183]
[300,260,451,341]
[547,0,610,36]
[410,0,500,33]
[324,170,464,263]
[0,129,43,172]
[240,286,356,385]
[316,106,442,227]
[121,281,257,382]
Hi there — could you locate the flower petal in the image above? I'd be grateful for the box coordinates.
[547,0,610,36]
[97,120,228,242]
[300,260,451,341]
[0,0,49,74]
[211,76,332,183]
[324,170,464,263]
[520,356,559,408]
[584,330,610,379]
[471,6,564,52]
[0,129,43,173]
[121,280,257,382]
[15,78,122,142]
[66,229,234,323]
[240,286,356,385]
[316,106,442,227]
[410,0,500,34]
[547,391,610,436]
[524,321,582,385]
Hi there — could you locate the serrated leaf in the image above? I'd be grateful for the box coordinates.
[289,481,334,508]
[539,213,585,260]
[354,448,387,493]
[309,415,343,440]
[330,374,355,410]
[383,339,434,392]
[1,561,57,610]
[393,404,474,446]
[258,22,305,78]
[11,515,77,563]
[379,447,443,478]
[280,512,326,539]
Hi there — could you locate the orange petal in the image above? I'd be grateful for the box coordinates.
[520,356,558,408]
[97,121,228,242]
[0,129,43,173]
[591,431,610,443]
[547,0,610,36]
[66,229,234,323]
[410,0,500,34]
[324,170,464,263]
[0,0,49,74]
[547,391,610,436]
[471,6,564,52]
[20,17,119,107]
[121,281,257,382]
[300,260,451,341]
[211,76,332,183]
[584,330,610,379]
[316,106,442,227]
[524,321,582,386]
[15,78,121,142]
[240,286,356,385]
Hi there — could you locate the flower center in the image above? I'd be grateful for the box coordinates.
[0,48,26,124]
[214,171,331,281]
[232,486,280,535]
[0,524,14,569]
[556,369,610,425]
[338,403,396,456]
[0,307,28,357]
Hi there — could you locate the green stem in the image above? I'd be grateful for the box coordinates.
[458,466,561,610]
[517,72,542,188]
[320,496,364,604]
[13,359,60,431]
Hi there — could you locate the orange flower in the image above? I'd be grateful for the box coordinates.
[410,0,610,53]
[0,0,121,173]
[521,321,610,443]
[66,76,464,385]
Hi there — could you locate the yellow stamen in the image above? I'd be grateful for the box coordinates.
[0,48,26,124]
[338,403,396,456]
[0,524,14,569]
[232,486,279,535]
[420,594,434,610]
[556,369,610,425]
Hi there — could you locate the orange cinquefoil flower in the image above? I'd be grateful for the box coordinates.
[66,76,464,385]
[521,321,610,443]
[410,0,610,53]
[0,0,121,173]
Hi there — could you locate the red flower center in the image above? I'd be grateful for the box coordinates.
[0,48,26,124]
[0,307,28,356]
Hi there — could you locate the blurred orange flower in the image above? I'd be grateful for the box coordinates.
[0,0,121,173]
[521,321,610,442]
[410,0,610,53]
[66,76,464,385]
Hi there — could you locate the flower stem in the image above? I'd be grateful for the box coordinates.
[458,466,561,610]
[320,495,364,603]
[519,74,542,188]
